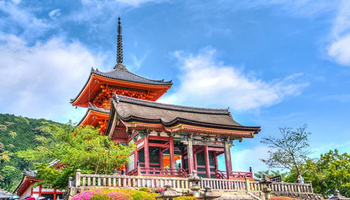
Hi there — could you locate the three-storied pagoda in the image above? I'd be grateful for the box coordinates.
[72,18,261,179]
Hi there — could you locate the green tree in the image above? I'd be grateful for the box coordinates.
[260,124,311,176]
[302,149,350,198]
[17,123,135,189]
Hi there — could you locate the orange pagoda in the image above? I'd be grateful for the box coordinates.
[72,18,261,179]
[71,17,172,133]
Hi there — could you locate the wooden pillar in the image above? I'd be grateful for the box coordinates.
[144,135,150,174]
[181,149,185,169]
[194,148,197,171]
[39,185,42,196]
[54,188,57,200]
[159,148,164,169]
[134,151,138,170]
[204,146,210,178]
[169,136,175,174]
[224,140,233,179]
[214,151,218,170]
[187,137,194,174]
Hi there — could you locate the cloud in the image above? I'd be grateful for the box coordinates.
[160,48,309,111]
[326,1,350,66]
[129,49,152,71]
[217,145,270,173]
[0,33,104,123]
[0,1,52,40]
[48,9,61,19]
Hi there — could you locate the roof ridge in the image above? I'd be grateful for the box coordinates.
[113,94,230,114]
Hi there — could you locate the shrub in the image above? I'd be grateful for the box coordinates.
[139,187,153,193]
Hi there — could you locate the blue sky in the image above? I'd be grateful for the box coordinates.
[1,0,350,173]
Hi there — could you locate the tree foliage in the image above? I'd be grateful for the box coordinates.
[260,124,311,176]
[0,113,58,191]
[17,123,135,189]
[300,149,350,197]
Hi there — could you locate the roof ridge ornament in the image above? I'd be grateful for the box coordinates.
[114,16,126,70]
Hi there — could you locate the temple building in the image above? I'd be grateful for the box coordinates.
[72,18,261,179]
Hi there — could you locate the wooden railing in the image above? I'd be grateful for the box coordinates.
[70,169,314,194]
[127,167,188,178]
[215,170,253,180]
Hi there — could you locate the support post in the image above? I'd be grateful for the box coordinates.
[169,136,175,174]
[187,136,194,174]
[75,169,81,187]
[134,150,138,171]
[144,135,150,174]
[224,140,233,179]
[204,146,210,178]
[160,148,164,170]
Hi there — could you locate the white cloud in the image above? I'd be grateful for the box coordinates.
[48,9,61,19]
[129,49,152,71]
[160,48,309,111]
[217,145,270,174]
[0,33,104,123]
[327,1,350,66]
[0,1,52,40]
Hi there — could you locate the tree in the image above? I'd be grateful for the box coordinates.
[260,124,311,176]
[301,149,350,198]
[17,123,135,189]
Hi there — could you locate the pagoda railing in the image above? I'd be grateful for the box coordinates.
[215,170,253,180]
[127,167,188,178]
[70,169,313,194]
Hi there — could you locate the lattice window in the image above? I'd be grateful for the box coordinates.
[139,149,145,163]
[196,151,205,166]
[209,151,215,166]
[149,147,159,164]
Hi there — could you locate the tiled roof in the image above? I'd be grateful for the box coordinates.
[112,95,260,131]
[77,104,110,126]
[92,67,172,85]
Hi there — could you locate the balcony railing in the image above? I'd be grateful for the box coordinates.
[127,167,188,178]
[70,169,314,194]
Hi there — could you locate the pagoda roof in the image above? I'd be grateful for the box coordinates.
[106,95,260,136]
[77,103,110,126]
[92,67,172,86]
[71,67,172,106]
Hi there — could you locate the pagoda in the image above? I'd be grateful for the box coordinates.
[73,18,261,179]
[71,17,172,133]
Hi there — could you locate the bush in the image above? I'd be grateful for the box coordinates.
[139,187,153,193]
[72,189,156,200]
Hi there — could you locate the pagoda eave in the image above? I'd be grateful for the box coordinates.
[71,73,171,108]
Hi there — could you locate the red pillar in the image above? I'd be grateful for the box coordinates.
[159,148,164,169]
[144,135,150,174]
[204,146,210,178]
[214,151,218,170]
[169,136,175,174]
[224,140,233,179]
[54,188,57,200]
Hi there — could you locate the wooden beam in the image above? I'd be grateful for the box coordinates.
[149,143,169,148]
[149,136,169,141]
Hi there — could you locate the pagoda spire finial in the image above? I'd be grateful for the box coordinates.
[115,16,125,69]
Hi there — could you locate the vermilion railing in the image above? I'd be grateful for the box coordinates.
[215,170,253,180]
[127,167,188,178]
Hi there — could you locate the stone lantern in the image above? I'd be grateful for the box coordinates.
[329,190,350,200]
[198,186,221,200]
[260,174,272,200]
[188,170,202,197]
[155,184,181,200]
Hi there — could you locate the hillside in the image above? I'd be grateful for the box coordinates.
[0,113,59,191]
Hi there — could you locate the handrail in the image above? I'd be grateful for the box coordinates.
[72,170,313,194]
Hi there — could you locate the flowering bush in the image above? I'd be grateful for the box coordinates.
[155,187,165,193]
[72,189,156,200]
